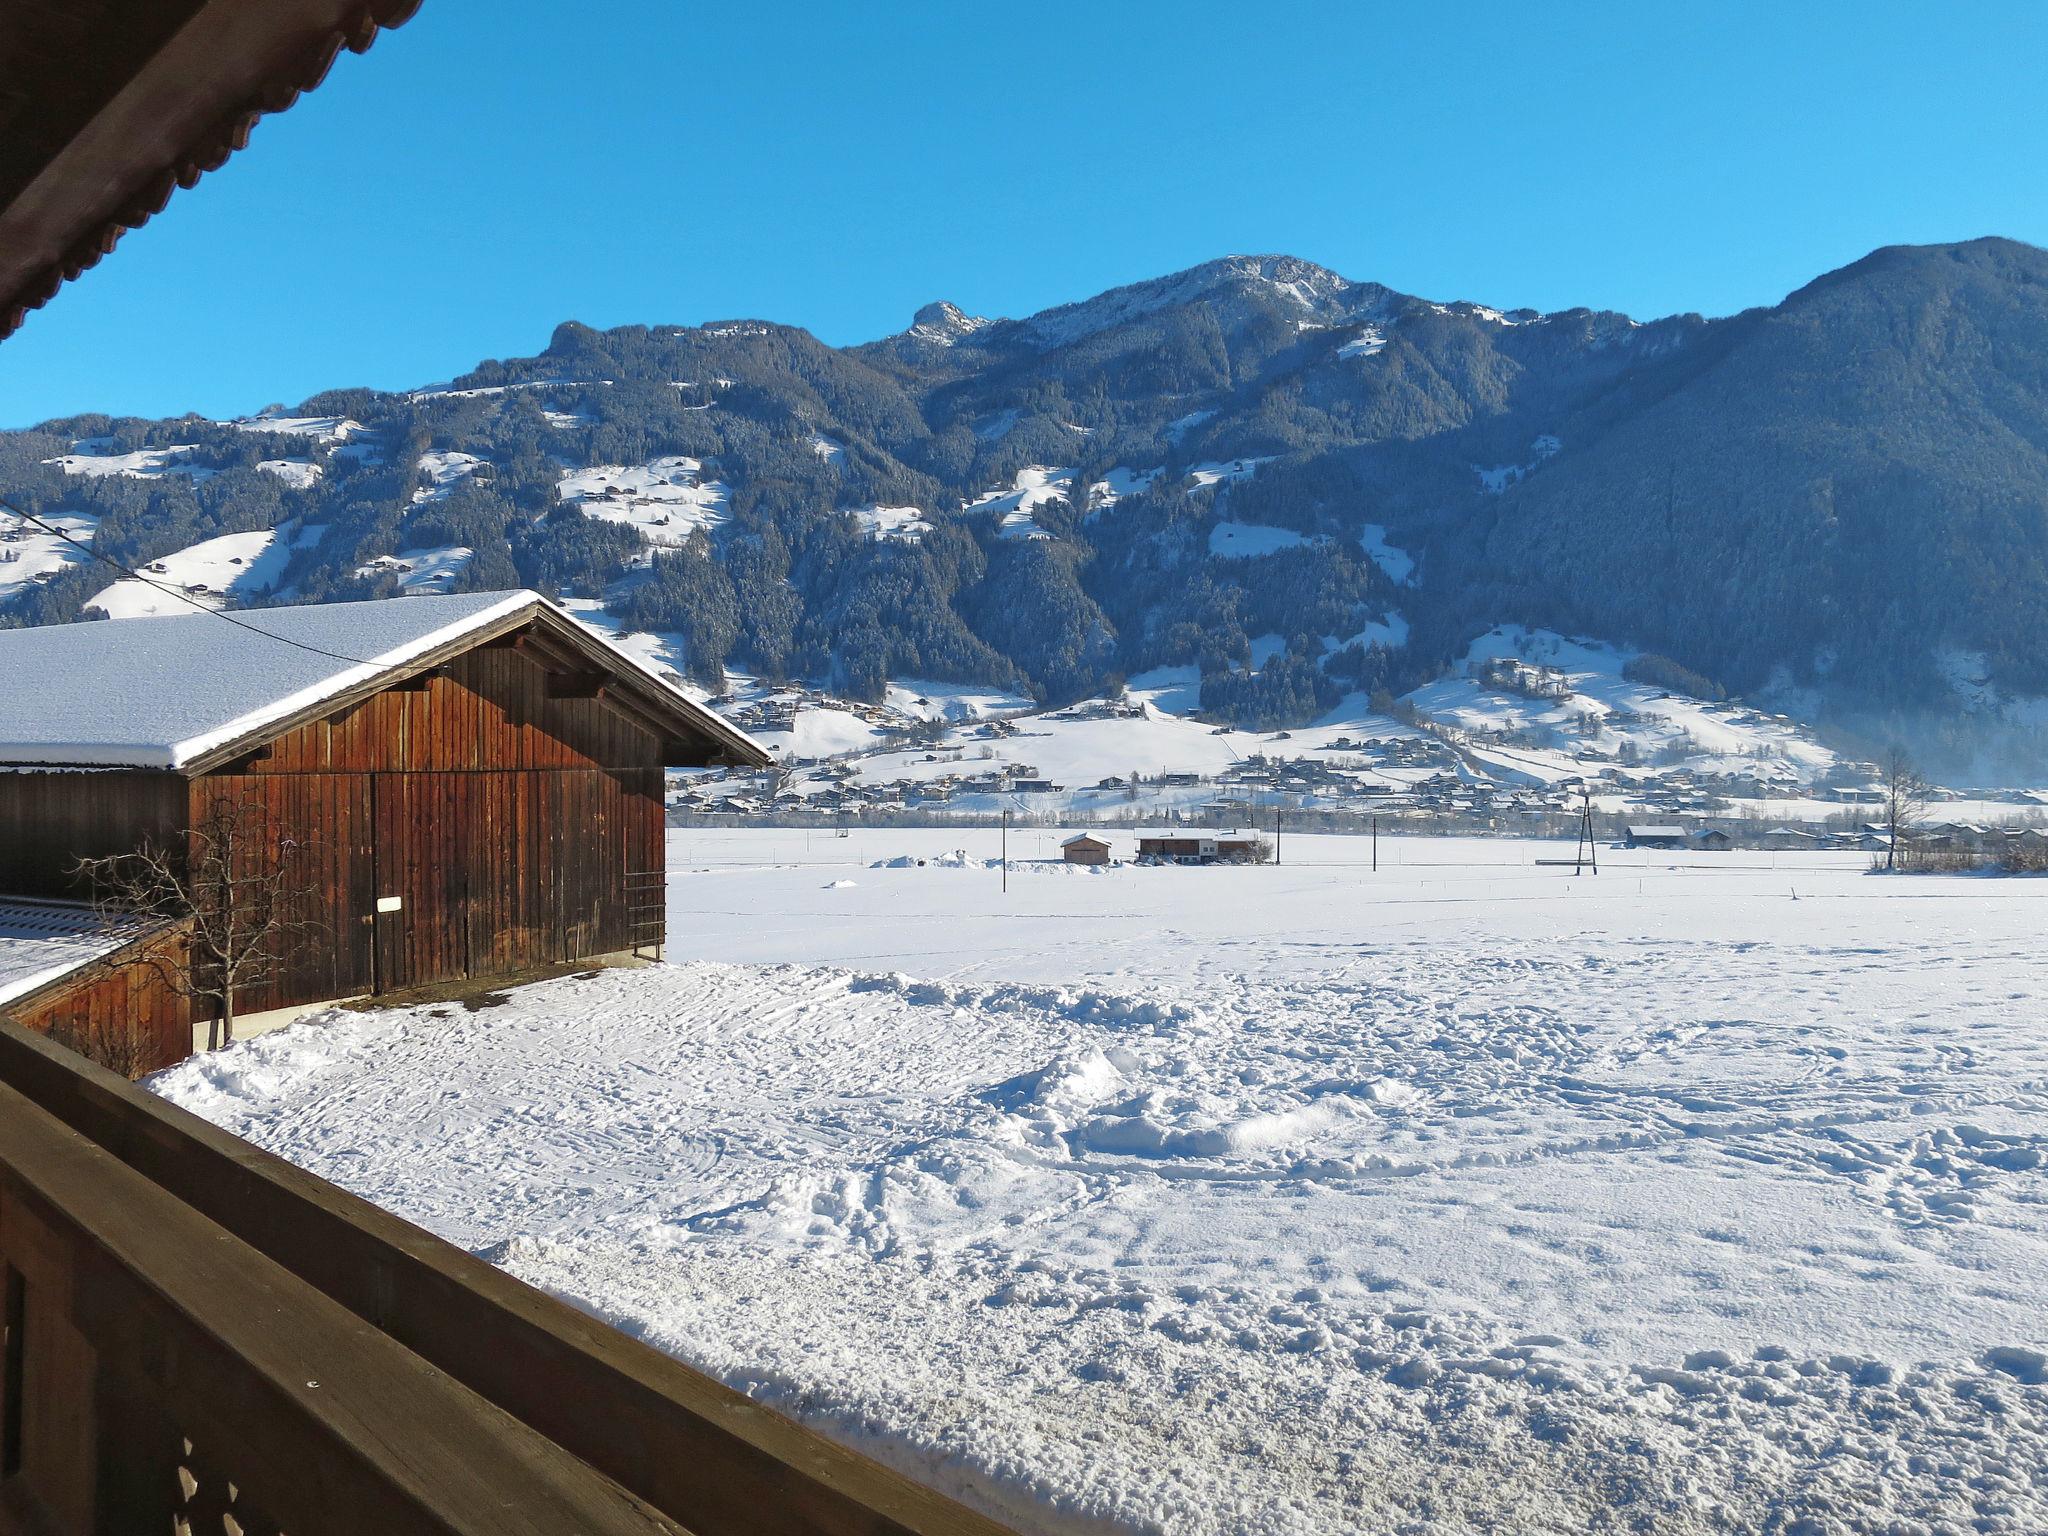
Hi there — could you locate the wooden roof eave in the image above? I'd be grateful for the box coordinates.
[0,0,425,340]
[522,606,771,769]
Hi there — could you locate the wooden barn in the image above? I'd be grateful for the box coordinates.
[0,590,769,1071]
[1624,824,1688,850]
[1060,833,1112,865]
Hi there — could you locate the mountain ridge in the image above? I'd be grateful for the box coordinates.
[5,237,2048,776]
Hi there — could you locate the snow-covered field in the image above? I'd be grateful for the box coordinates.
[411,449,485,502]
[228,411,364,444]
[43,443,212,480]
[154,831,2048,1535]
[256,457,324,489]
[847,504,934,542]
[966,465,1075,540]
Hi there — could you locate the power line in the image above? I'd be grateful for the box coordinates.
[1,497,383,666]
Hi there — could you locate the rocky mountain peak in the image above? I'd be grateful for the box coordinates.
[907,301,989,345]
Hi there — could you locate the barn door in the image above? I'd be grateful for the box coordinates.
[369,774,471,994]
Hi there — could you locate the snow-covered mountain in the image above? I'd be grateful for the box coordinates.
[8,238,2048,778]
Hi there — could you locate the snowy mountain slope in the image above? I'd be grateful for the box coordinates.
[1006,254,1393,351]
[45,442,212,480]
[0,508,95,603]
[87,521,323,619]
[257,458,323,489]
[557,456,730,546]
[226,411,364,444]
[353,544,473,594]
[963,465,1074,540]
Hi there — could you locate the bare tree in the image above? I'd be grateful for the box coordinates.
[1879,745,1930,872]
[74,794,320,1049]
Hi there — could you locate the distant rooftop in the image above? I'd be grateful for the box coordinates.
[0,899,154,1009]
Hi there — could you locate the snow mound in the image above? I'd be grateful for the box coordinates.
[869,850,1001,870]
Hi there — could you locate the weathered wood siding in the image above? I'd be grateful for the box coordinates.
[186,771,375,1016]
[195,649,668,1014]
[244,648,662,775]
[12,931,191,1078]
[0,771,184,899]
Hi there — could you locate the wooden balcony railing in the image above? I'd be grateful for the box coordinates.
[0,1017,1013,1536]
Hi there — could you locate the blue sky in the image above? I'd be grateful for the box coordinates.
[4,0,2043,427]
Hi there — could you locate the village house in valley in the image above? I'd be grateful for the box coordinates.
[0,590,769,1073]
[1623,824,1688,851]
[1137,831,1264,864]
[1060,833,1112,865]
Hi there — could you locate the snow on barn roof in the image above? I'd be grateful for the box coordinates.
[1626,825,1687,839]
[0,590,768,770]
[0,900,154,1009]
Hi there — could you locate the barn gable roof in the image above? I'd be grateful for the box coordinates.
[0,590,771,770]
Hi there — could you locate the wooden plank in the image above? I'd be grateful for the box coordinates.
[0,1190,97,1534]
[0,1,428,340]
[0,1078,683,1536]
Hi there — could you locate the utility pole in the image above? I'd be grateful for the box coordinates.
[1372,815,1378,872]
[1002,808,1009,894]
[1275,805,1282,866]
